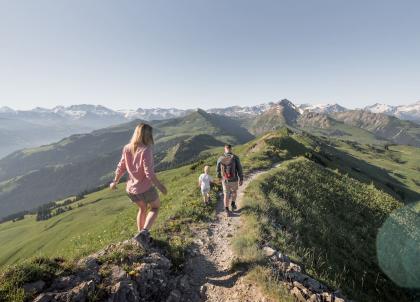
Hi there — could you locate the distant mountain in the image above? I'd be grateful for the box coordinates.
[364,101,420,123]
[0,105,193,158]
[243,99,300,135]
[298,103,348,114]
[331,110,420,146]
[0,110,253,219]
[208,103,271,117]
[297,111,388,145]
[117,107,191,120]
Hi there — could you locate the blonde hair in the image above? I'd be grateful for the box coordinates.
[129,123,154,155]
[204,165,210,173]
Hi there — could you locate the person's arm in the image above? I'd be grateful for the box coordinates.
[236,155,244,185]
[198,175,202,187]
[216,158,222,179]
[110,147,127,190]
[144,147,167,194]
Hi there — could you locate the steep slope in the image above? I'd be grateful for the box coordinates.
[297,111,388,144]
[239,158,414,301]
[331,110,420,146]
[0,111,254,219]
[245,99,300,135]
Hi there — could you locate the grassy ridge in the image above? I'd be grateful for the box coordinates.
[0,129,284,269]
[0,157,221,268]
[236,157,413,301]
[334,140,420,203]
[1,128,419,301]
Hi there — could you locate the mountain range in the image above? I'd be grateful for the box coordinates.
[1,99,420,219]
[0,110,253,219]
[1,100,419,158]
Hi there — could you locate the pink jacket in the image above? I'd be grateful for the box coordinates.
[114,144,155,194]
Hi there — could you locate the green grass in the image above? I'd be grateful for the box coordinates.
[1,127,419,301]
[236,157,414,301]
[0,158,221,268]
[334,140,420,202]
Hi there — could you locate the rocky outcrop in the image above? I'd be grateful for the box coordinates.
[27,239,199,302]
[262,245,352,302]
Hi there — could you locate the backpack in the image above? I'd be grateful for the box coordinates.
[220,154,237,180]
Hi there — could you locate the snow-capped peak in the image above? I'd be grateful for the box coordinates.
[363,103,395,114]
[298,103,347,114]
[0,106,15,113]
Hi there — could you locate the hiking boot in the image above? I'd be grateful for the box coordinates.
[225,207,231,217]
[231,201,237,211]
[134,229,151,247]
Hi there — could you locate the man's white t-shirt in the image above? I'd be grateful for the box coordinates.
[199,173,213,190]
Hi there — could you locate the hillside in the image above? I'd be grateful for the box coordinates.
[296,111,387,145]
[0,111,254,219]
[331,110,420,147]
[244,99,300,135]
[1,128,418,301]
[238,158,413,301]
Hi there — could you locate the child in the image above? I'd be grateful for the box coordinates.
[198,165,213,204]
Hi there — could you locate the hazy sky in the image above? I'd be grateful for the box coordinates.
[0,0,419,110]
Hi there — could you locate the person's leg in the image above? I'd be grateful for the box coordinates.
[224,191,230,208]
[222,181,229,208]
[143,198,160,230]
[135,200,147,232]
[201,190,207,204]
[231,190,237,202]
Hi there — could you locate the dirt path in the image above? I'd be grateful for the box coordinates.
[185,170,273,302]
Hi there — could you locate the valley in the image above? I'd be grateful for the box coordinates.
[0,128,419,301]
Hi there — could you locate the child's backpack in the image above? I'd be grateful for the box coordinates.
[220,154,237,180]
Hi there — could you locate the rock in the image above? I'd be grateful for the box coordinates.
[53,280,95,302]
[110,265,127,282]
[77,256,99,270]
[309,293,322,302]
[72,280,95,301]
[321,292,333,302]
[179,275,191,291]
[277,251,290,263]
[23,280,45,295]
[33,293,55,302]
[49,275,80,291]
[304,276,326,294]
[286,262,302,273]
[290,286,306,302]
[135,263,153,281]
[262,246,276,257]
[142,252,171,269]
[109,280,139,302]
[166,289,181,302]
[285,271,306,283]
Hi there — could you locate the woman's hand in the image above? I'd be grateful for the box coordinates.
[110,182,117,190]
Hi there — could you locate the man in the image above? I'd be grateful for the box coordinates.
[217,144,243,215]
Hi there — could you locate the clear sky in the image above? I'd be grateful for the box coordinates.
[0,0,419,110]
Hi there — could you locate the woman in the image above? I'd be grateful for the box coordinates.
[110,123,167,245]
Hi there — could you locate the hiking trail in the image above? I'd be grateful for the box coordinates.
[185,169,273,302]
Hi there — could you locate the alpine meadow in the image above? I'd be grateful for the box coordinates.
[1,1,420,302]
